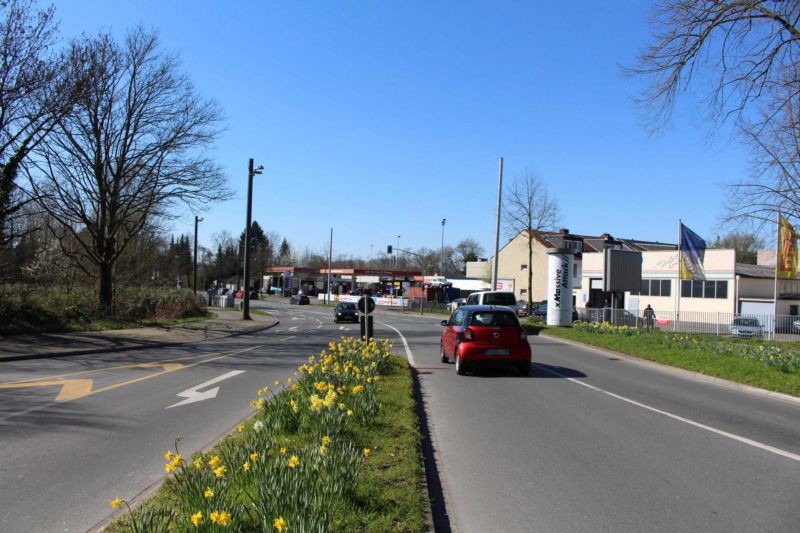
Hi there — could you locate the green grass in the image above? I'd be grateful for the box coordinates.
[105,347,426,532]
[537,323,800,397]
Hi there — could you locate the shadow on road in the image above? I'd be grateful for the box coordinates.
[411,367,452,533]
[532,362,587,379]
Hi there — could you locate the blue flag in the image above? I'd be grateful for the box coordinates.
[680,223,706,280]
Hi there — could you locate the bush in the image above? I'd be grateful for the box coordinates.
[0,284,206,334]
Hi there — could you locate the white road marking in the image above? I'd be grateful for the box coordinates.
[166,370,245,409]
[377,321,416,367]
[536,364,800,464]
[281,336,296,342]
[288,326,298,331]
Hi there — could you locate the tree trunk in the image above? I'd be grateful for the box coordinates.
[99,261,113,315]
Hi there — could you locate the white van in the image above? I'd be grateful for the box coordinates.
[465,291,517,308]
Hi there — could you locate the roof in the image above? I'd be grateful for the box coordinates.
[735,263,775,278]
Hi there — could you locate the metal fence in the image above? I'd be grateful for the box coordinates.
[575,307,800,341]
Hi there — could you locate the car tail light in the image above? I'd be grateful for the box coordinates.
[519,328,528,342]
[462,328,475,342]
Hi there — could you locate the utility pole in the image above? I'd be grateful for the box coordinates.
[193,215,203,294]
[243,158,263,320]
[441,218,446,275]
[492,157,503,290]
[327,227,333,304]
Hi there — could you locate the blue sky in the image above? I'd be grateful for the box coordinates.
[51,0,750,259]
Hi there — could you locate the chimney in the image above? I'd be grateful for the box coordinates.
[559,228,569,235]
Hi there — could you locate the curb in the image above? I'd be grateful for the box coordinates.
[0,320,280,363]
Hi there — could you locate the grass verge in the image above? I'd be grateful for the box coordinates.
[537,322,800,397]
[105,339,426,532]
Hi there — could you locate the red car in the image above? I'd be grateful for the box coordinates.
[440,305,531,376]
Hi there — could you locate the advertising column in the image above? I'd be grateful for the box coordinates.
[547,248,574,326]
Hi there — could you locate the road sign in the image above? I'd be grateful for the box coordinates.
[358,296,375,314]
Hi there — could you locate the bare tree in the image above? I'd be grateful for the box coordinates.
[631,0,800,132]
[28,28,227,313]
[454,238,485,274]
[631,1,800,225]
[503,171,560,313]
[0,0,73,245]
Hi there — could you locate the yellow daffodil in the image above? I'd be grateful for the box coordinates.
[363,448,371,458]
[204,487,214,499]
[214,465,227,478]
[287,455,299,468]
[216,511,232,526]
[321,435,331,446]
[165,462,176,473]
[279,446,287,455]
[110,497,123,509]
[237,424,244,433]
[208,455,221,468]
[290,399,299,413]
[193,456,204,469]
[191,511,204,527]
[274,516,288,532]
[274,380,280,386]
[347,409,354,417]
[163,451,173,460]
[319,445,328,455]
[243,461,251,472]
[210,511,219,523]
[250,452,259,462]
[351,384,364,394]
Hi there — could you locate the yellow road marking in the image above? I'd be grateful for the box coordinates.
[0,345,260,402]
[0,379,94,401]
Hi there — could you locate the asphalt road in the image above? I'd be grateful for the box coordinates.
[380,311,800,533]
[2,302,799,532]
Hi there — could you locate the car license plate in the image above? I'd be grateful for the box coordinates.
[486,348,509,356]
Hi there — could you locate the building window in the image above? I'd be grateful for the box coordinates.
[681,280,728,299]
[564,239,583,253]
[521,264,528,271]
[634,279,672,297]
[520,289,527,295]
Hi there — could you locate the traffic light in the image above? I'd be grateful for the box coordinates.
[387,245,392,254]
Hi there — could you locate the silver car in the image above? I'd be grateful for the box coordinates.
[730,317,764,338]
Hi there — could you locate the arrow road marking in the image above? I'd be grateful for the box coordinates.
[166,370,245,409]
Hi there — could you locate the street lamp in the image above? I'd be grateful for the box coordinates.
[440,218,446,276]
[396,235,401,268]
[193,215,203,294]
[243,158,263,320]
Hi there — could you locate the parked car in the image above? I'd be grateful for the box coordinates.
[334,302,358,323]
[439,305,532,376]
[290,294,310,305]
[465,291,517,308]
[730,317,764,338]
[514,300,529,317]
[448,298,467,311]
[532,300,578,322]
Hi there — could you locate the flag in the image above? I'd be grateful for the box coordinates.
[680,223,706,280]
[778,215,798,278]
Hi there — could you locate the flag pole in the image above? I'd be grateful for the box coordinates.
[676,219,681,332]
[773,212,780,340]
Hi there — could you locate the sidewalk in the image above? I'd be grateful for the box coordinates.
[0,309,278,362]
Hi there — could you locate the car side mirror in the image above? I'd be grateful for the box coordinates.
[440,320,448,327]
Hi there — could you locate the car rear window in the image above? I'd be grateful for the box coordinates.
[484,293,516,306]
[469,311,518,326]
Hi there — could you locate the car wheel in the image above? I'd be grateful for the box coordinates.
[517,363,530,377]
[440,344,448,363]
[455,351,466,375]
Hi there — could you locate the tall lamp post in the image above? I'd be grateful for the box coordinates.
[243,158,263,320]
[396,235,401,268]
[193,215,203,294]
[440,218,446,276]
